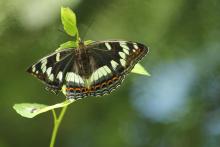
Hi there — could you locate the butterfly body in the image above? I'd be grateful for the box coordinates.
[27,40,148,99]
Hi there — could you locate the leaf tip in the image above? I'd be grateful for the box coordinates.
[131,63,151,76]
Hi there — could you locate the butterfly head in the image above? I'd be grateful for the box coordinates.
[77,39,87,52]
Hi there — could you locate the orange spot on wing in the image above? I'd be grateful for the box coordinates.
[65,76,120,94]
[66,87,81,91]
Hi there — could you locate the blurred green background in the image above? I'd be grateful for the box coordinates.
[0,0,220,147]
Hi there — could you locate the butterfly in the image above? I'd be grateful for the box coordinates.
[27,40,149,99]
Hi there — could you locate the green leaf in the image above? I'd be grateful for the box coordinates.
[13,103,48,118]
[84,40,95,45]
[56,41,77,51]
[131,63,151,76]
[13,100,75,118]
[61,7,78,37]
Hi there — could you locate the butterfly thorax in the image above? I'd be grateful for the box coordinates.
[74,42,88,72]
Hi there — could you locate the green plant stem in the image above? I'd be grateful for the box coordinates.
[50,105,68,147]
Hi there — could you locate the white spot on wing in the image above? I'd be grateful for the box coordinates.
[120,42,130,55]
[78,75,84,84]
[119,52,126,59]
[97,70,103,81]
[75,74,80,84]
[66,72,75,82]
[49,74,54,81]
[46,67,52,76]
[90,71,99,83]
[41,58,47,64]
[133,43,138,49]
[123,48,129,55]
[99,67,108,76]
[94,72,99,82]
[90,66,110,83]
[42,66,47,73]
[105,42,111,50]
[32,65,36,72]
[120,59,126,67]
[111,60,119,70]
[66,72,84,84]
[103,66,112,74]
[41,58,47,73]
[120,42,129,50]
[57,71,63,81]
[56,53,60,61]
[119,41,127,45]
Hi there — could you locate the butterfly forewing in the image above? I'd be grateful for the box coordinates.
[27,40,148,99]
[27,49,75,92]
[90,41,148,74]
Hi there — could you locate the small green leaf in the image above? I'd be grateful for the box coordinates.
[13,100,75,118]
[13,103,48,118]
[131,63,151,76]
[84,40,95,45]
[56,41,77,51]
[61,7,78,36]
